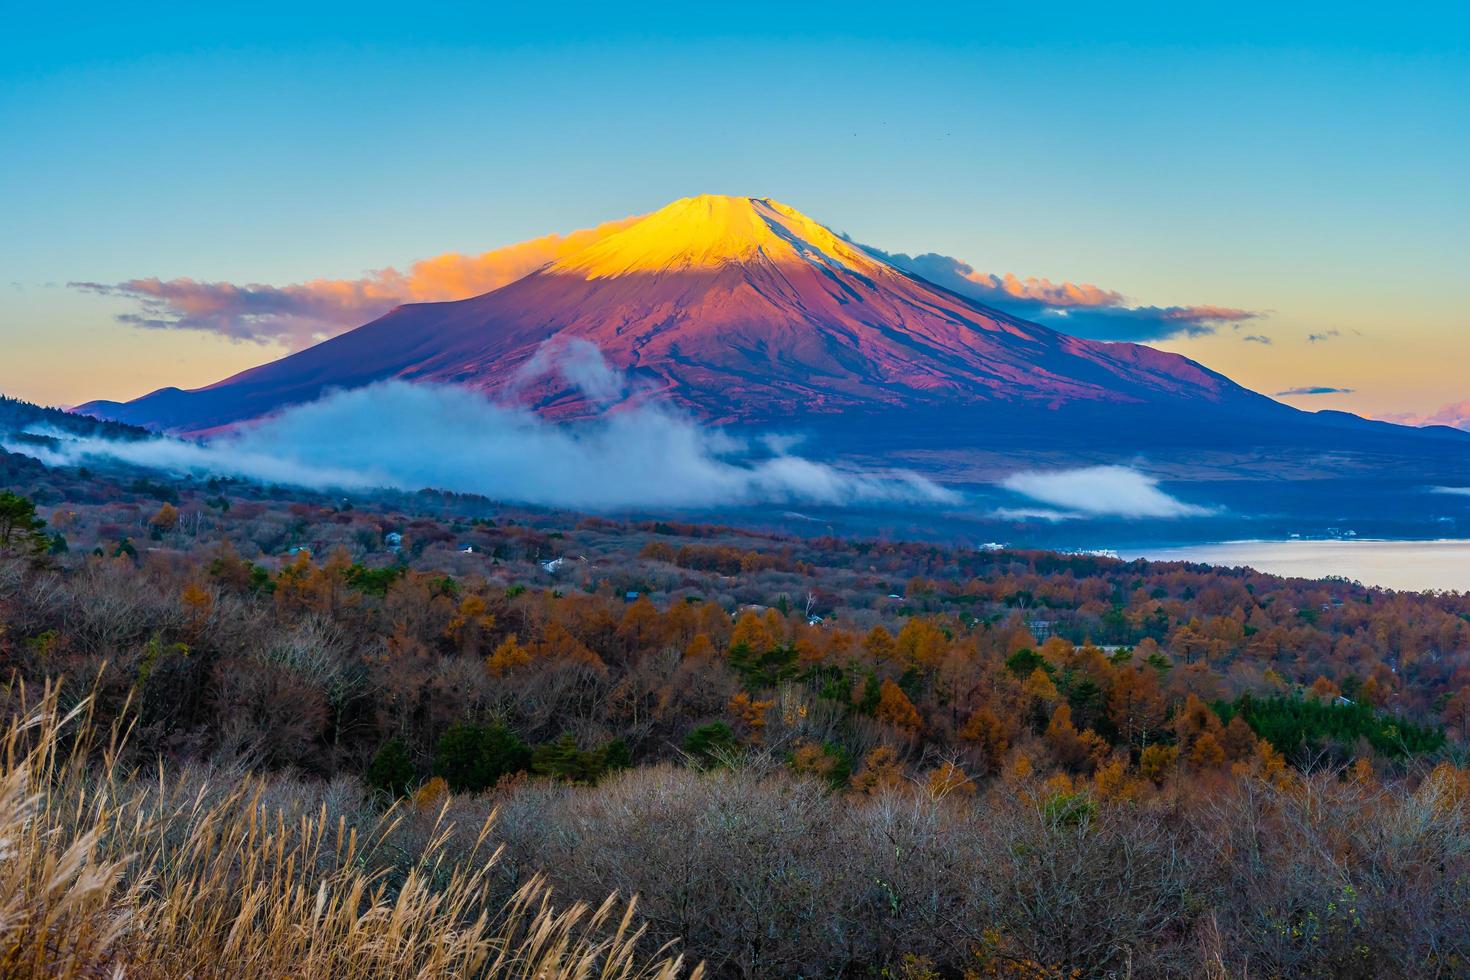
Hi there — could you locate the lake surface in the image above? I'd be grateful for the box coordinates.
[1127,539,1470,593]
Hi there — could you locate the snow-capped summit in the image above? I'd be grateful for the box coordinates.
[546,195,892,280]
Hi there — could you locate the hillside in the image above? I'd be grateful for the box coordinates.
[1,394,150,442]
[1,471,1468,976]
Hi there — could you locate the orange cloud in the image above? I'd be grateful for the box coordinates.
[370,215,641,301]
[73,214,640,348]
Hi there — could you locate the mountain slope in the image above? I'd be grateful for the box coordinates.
[80,195,1282,435]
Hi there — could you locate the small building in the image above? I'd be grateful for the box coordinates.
[384,531,403,549]
[541,557,565,574]
[1026,619,1057,640]
[624,591,641,603]
[457,543,477,554]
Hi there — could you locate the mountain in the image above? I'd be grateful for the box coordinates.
[77,195,1464,477]
[79,196,1267,425]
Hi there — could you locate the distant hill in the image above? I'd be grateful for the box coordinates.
[1,394,151,443]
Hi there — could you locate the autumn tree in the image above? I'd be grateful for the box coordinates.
[1022,666,1061,728]
[958,706,1010,774]
[1108,664,1167,750]
[148,502,179,535]
[1023,666,1060,704]
[617,596,663,654]
[271,549,358,617]
[1221,714,1258,761]
[206,540,259,592]
[446,592,496,656]
[1187,730,1226,769]
[863,625,897,662]
[729,609,774,656]
[789,740,849,788]
[271,551,319,614]
[1308,675,1340,702]
[1171,693,1224,758]
[638,540,675,563]
[896,617,948,669]
[1044,703,1109,773]
[1138,743,1178,784]
[684,633,717,662]
[926,760,977,799]
[850,744,905,794]
[875,679,923,735]
[1443,686,1470,742]
[1091,756,1140,802]
[532,621,606,672]
[180,582,214,633]
[486,634,531,677]
[728,691,775,744]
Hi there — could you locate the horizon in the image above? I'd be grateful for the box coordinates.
[2,3,1467,428]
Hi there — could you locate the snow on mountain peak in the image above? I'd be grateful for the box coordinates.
[548,194,888,280]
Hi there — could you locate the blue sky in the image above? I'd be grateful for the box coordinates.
[2,1,1466,417]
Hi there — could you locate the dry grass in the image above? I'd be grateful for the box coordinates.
[0,682,700,979]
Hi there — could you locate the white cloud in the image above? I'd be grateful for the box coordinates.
[999,465,1210,519]
[511,337,625,405]
[991,506,1079,522]
[10,370,958,512]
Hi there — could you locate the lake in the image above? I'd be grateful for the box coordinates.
[1126,539,1470,592]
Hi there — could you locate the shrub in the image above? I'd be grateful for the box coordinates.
[532,733,632,784]
[0,490,47,555]
[432,722,531,792]
[365,737,415,798]
[682,723,737,766]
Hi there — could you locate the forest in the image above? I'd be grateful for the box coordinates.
[3,446,1470,977]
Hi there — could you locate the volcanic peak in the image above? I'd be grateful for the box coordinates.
[547,194,887,281]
